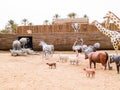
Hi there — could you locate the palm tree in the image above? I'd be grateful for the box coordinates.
[83,14,89,23]
[28,22,33,26]
[68,12,77,19]
[68,13,73,18]
[21,18,28,26]
[53,14,60,19]
[52,14,60,24]
[83,14,89,19]
[43,20,49,25]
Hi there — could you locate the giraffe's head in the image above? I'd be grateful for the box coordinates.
[103,11,112,19]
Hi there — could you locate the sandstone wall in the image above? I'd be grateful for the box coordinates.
[0,32,113,51]
[17,23,119,34]
[0,34,18,50]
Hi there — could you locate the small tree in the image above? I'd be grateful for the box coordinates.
[21,18,28,26]
[83,14,89,19]
[0,29,9,34]
[21,18,33,26]
[28,22,33,26]
[6,19,17,33]
[68,12,77,19]
[53,14,60,19]
[43,20,49,25]
[52,14,60,24]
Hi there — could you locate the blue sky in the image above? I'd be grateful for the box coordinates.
[0,0,120,29]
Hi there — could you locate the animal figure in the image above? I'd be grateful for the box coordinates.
[72,23,80,32]
[92,20,120,54]
[83,43,100,54]
[104,18,110,28]
[72,38,100,56]
[46,62,56,69]
[109,55,120,74]
[72,38,83,56]
[10,49,27,56]
[21,48,39,55]
[83,68,95,77]
[104,11,120,29]
[85,51,108,70]
[19,38,29,48]
[69,56,80,65]
[59,55,68,63]
[39,40,54,56]
[81,45,88,52]
[12,40,21,50]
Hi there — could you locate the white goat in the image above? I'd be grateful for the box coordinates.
[59,54,69,63]
[69,56,80,65]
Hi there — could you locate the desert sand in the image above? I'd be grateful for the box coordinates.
[0,50,120,90]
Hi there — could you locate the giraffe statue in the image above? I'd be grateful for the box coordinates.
[104,11,120,29]
[104,17,110,28]
[92,20,120,54]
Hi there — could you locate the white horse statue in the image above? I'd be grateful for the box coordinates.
[39,40,54,56]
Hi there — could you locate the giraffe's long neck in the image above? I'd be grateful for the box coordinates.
[110,13,120,29]
[94,21,114,38]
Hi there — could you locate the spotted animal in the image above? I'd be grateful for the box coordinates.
[104,11,120,29]
[92,20,120,54]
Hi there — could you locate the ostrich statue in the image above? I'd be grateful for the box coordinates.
[72,38,83,56]
[72,38,100,56]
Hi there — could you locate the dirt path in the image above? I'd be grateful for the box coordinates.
[0,50,120,90]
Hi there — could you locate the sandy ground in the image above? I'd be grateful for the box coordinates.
[0,50,120,90]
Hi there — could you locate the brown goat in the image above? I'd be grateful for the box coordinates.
[83,68,95,77]
[46,62,56,69]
